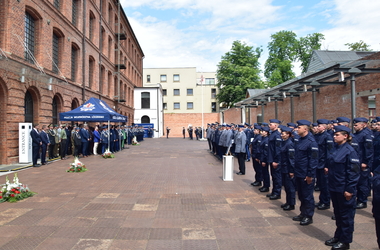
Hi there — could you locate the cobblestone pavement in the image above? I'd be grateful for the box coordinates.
[0,138,377,250]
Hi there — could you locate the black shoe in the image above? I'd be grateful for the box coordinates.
[300,217,313,226]
[269,194,281,200]
[236,172,245,175]
[315,202,321,207]
[33,164,41,167]
[331,242,350,250]
[259,187,269,192]
[283,205,295,211]
[356,202,367,209]
[331,215,336,220]
[314,186,320,191]
[252,181,262,186]
[325,238,339,246]
[281,203,288,208]
[292,214,304,221]
[266,193,273,197]
[317,203,330,210]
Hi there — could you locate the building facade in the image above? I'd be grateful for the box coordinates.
[0,0,144,164]
[134,84,164,138]
[143,67,220,137]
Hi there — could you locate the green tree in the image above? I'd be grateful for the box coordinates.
[264,31,325,86]
[345,40,373,51]
[297,33,325,72]
[216,40,264,108]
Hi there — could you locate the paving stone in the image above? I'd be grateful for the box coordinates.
[182,239,219,250]
[149,228,182,240]
[116,228,151,240]
[108,240,147,250]
[145,240,182,250]
[71,239,113,250]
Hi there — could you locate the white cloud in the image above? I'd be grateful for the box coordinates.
[321,0,380,51]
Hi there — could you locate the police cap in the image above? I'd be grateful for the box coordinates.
[336,117,350,123]
[269,119,281,124]
[297,119,311,126]
[317,119,329,125]
[334,125,351,133]
[353,117,368,124]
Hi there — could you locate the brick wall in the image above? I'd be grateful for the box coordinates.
[163,113,220,137]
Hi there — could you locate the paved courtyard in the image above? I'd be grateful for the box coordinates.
[0,137,377,250]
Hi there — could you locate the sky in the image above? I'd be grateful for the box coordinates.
[121,0,380,76]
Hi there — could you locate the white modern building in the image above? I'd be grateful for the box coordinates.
[143,67,220,137]
[133,84,164,138]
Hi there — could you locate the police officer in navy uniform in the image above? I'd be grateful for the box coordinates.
[250,124,263,186]
[372,161,380,249]
[324,126,360,250]
[352,117,373,209]
[40,125,50,165]
[258,126,270,192]
[279,125,296,211]
[292,120,319,226]
[267,119,282,200]
[315,118,334,210]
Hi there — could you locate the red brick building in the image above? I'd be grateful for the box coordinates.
[224,51,380,125]
[0,0,144,164]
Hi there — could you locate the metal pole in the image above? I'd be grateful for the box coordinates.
[290,95,294,123]
[275,99,278,119]
[261,103,265,122]
[312,87,317,123]
[351,74,356,124]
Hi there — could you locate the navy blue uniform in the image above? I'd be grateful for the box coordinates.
[294,132,318,219]
[268,130,282,196]
[316,130,334,206]
[327,142,360,244]
[259,136,270,188]
[251,134,263,183]
[372,166,380,249]
[354,127,373,204]
[281,138,296,206]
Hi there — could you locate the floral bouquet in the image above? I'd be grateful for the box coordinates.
[132,136,139,145]
[67,157,87,172]
[102,149,114,159]
[0,174,36,203]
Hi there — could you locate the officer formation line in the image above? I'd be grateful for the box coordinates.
[205,117,380,250]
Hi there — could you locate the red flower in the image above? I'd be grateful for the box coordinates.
[15,191,20,194]
[11,188,16,192]
[10,194,15,197]
[0,196,2,199]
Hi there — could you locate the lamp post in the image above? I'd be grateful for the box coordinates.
[348,68,362,126]
[310,80,320,123]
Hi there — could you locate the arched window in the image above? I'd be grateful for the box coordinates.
[141,115,150,123]
[24,91,33,123]
[52,96,58,125]
[141,92,150,109]
[89,11,96,41]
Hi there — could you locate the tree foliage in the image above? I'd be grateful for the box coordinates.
[345,40,373,51]
[264,31,325,87]
[216,40,264,108]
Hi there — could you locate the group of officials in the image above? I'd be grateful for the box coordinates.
[30,123,146,167]
[206,117,380,250]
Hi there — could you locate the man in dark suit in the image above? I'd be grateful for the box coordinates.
[47,124,56,159]
[40,125,50,165]
[30,123,42,167]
